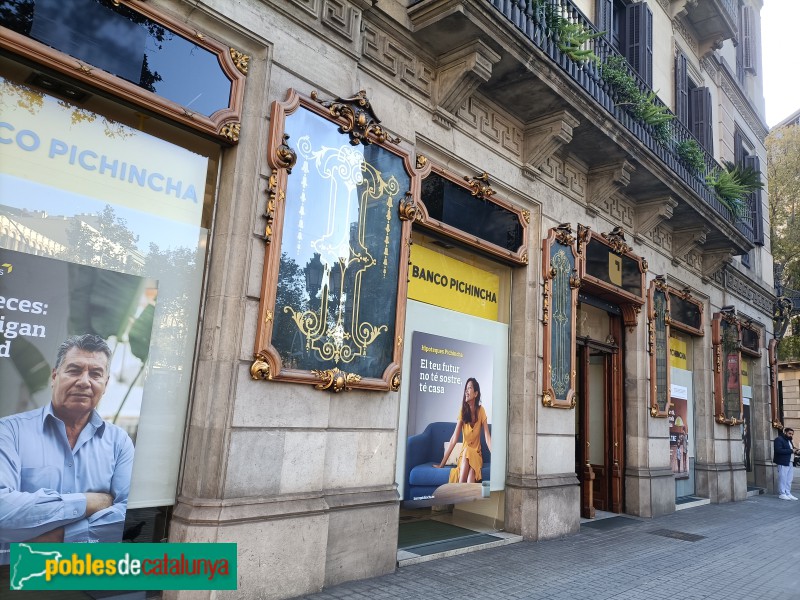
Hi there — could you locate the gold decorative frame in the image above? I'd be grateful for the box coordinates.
[647,276,671,418]
[666,285,705,336]
[414,166,529,265]
[578,227,646,330]
[251,89,416,392]
[0,0,246,144]
[769,339,782,429]
[712,310,744,426]
[541,224,579,408]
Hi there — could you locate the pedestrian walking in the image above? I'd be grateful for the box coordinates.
[773,427,798,500]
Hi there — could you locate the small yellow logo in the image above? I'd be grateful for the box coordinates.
[0,262,12,275]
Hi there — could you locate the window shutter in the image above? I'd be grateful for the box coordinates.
[734,128,745,166]
[742,5,756,74]
[690,87,713,151]
[596,0,613,40]
[625,2,653,87]
[744,154,764,245]
[675,51,689,126]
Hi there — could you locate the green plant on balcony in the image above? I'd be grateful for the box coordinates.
[676,139,706,174]
[600,57,673,143]
[705,161,763,218]
[530,0,602,63]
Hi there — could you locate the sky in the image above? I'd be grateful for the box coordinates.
[761,0,800,127]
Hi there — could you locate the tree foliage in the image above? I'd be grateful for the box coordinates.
[767,125,800,290]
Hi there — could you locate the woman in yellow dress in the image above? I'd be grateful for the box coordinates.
[434,378,492,483]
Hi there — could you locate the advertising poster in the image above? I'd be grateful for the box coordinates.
[403,331,493,508]
[669,384,689,478]
[742,365,752,472]
[0,248,156,564]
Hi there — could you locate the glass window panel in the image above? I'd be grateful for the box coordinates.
[271,107,405,378]
[0,0,232,117]
[654,289,668,412]
[670,295,701,330]
[721,320,741,418]
[421,173,523,252]
[585,239,642,297]
[550,242,575,401]
[741,326,759,353]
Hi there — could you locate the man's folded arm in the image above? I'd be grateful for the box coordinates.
[0,488,87,542]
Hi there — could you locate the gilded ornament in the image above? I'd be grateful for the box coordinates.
[464,172,496,200]
[250,352,272,380]
[416,155,428,169]
[220,121,241,143]
[398,192,418,222]
[576,223,591,255]
[654,275,667,291]
[542,284,550,326]
[390,371,401,392]
[276,134,297,173]
[521,250,528,265]
[569,270,581,289]
[521,209,531,224]
[313,368,362,393]
[310,90,399,146]
[601,226,632,254]
[554,223,574,246]
[230,48,250,75]
[265,310,274,324]
[650,404,659,417]
[542,390,553,407]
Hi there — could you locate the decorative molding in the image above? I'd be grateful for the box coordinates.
[672,15,699,54]
[701,248,735,280]
[586,161,635,216]
[671,226,708,266]
[312,368,362,393]
[646,225,672,252]
[463,171,495,200]
[321,0,362,42]
[433,40,501,129]
[287,0,322,18]
[522,110,580,179]
[601,226,633,255]
[724,269,774,314]
[311,89,399,145]
[250,352,272,380]
[712,56,770,141]
[219,121,241,143]
[361,23,434,98]
[634,196,677,243]
[539,155,587,201]
[458,96,524,156]
[229,48,250,75]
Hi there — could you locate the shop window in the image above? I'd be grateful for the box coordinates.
[648,279,704,417]
[0,0,246,143]
[542,224,580,408]
[251,90,416,392]
[712,309,762,425]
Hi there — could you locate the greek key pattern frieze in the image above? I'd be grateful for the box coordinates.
[459,97,523,156]
[725,270,773,314]
[673,18,698,54]
[286,0,322,18]
[322,0,361,41]
[540,156,586,201]
[600,196,634,228]
[646,225,672,251]
[686,251,703,272]
[362,24,434,98]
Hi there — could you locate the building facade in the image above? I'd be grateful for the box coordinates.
[0,0,780,598]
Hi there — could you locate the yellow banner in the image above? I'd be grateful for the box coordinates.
[670,336,687,369]
[0,80,207,226]
[408,245,500,320]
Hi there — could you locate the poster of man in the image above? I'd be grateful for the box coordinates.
[402,331,493,508]
[0,249,157,564]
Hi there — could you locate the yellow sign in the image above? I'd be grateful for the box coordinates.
[609,254,622,286]
[0,80,207,226]
[670,336,687,369]
[408,245,500,321]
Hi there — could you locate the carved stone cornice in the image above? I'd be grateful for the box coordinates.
[586,161,635,216]
[522,110,580,180]
[701,248,735,280]
[672,226,709,266]
[710,56,769,141]
[434,40,501,129]
[634,196,677,243]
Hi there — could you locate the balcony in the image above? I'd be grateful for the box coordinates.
[409,0,757,257]
[671,0,738,48]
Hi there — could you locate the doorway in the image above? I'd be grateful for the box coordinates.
[575,303,624,518]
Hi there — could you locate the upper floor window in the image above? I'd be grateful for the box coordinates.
[675,50,713,153]
[734,127,764,246]
[736,2,758,84]
[596,0,652,87]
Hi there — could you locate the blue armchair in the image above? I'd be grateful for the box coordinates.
[403,421,491,501]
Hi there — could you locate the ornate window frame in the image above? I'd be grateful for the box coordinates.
[0,0,247,143]
[577,226,646,330]
[250,89,417,392]
[541,224,580,408]
[711,309,747,425]
[647,280,704,418]
[769,339,781,429]
[411,165,530,265]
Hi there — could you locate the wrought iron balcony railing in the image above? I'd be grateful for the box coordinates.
[488,0,756,243]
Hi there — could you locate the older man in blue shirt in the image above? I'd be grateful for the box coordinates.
[0,334,134,564]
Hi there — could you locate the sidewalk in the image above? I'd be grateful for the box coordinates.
[304,493,800,599]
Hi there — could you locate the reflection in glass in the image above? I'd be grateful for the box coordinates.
[584,240,642,296]
[271,108,405,378]
[550,245,574,401]
[654,289,668,412]
[0,0,231,116]
[670,295,701,331]
[741,326,759,353]
[421,173,523,252]
[722,320,741,418]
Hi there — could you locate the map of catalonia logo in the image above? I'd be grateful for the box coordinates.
[10,543,238,591]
